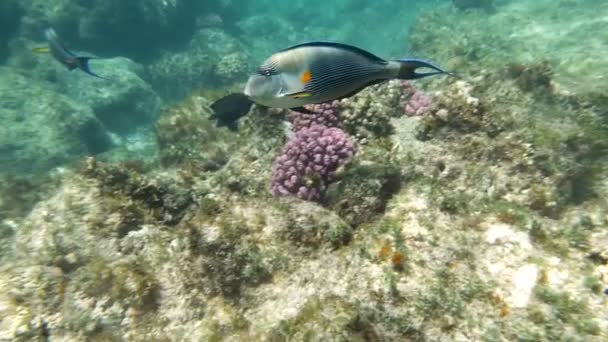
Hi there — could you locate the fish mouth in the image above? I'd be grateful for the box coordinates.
[243,85,252,98]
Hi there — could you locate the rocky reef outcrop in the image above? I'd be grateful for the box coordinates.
[0,67,112,174]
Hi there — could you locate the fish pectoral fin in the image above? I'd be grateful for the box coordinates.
[290,106,315,114]
[283,90,314,99]
[32,47,51,53]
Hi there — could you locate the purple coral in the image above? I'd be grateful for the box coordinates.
[405,91,433,116]
[270,124,357,201]
[400,80,433,116]
[288,101,343,132]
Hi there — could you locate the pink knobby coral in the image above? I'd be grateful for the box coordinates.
[288,101,343,132]
[270,124,357,201]
[401,80,433,116]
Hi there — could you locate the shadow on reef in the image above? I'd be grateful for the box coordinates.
[506,61,554,96]
[0,173,57,221]
[81,157,194,229]
[324,140,405,227]
[452,0,497,12]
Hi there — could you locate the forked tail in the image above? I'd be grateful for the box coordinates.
[396,58,454,80]
[75,56,109,80]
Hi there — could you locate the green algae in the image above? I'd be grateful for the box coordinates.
[268,296,381,342]
[534,285,601,337]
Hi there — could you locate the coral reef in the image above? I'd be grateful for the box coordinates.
[270,124,357,201]
[324,144,404,226]
[416,79,486,140]
[339,81,407,141]
[1,0,608,341]
[215,52,249,84]
[3,56,607,342]
[403,81,433,116]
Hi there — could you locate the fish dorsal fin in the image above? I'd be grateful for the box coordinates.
[279,41,386,63]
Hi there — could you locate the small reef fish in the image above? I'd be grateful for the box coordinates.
[33,28,107,79]
[243,41,452,109]
[209,93,253,131]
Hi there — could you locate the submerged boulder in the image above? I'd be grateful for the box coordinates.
[60,57,162,135]
[0,67,112,174]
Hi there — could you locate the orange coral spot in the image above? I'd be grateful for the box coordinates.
[500,304,510,318]
[538,269,549,285]
[379,244,392,261]
[301,70,313,84]
[392,251,405,270]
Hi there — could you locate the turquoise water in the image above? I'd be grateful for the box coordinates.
[1,0,607,340]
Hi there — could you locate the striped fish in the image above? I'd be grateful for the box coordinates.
[243,41,451,109]
[33,28,107,80]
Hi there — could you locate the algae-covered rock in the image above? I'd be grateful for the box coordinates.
[416,79,486,140]
[155,94,233,170]
[340,85,397,142]
[266,296,381,341]
[325,141,404,227]
[0,67,112,174]
[146,28,247,99]
[271,199,353,250]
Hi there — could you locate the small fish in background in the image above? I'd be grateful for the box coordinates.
[209,93,254,131]
[243,41,453,109]
[33,28,108,80]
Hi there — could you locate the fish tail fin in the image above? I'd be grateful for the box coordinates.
[396,58,454,80]
[75,56,110,80]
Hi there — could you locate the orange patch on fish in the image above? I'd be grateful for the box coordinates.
[301,70,313,84]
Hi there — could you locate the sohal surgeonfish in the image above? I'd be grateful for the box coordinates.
[210,41,452,130]
[243,41,452,109]
[33,28,108,80]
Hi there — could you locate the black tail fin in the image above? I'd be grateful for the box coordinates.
[397,58,454,80]
[75,56,109,80]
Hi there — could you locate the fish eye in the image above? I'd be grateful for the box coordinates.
[256,67,277,77]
